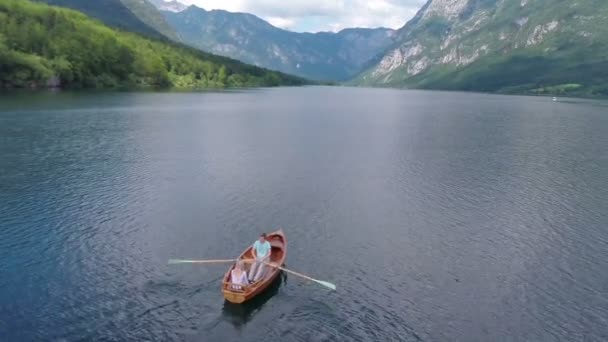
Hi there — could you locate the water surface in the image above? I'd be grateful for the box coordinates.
[1,87,607,341]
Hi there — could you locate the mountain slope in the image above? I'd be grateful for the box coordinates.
[163,6,396,81]
[121,0,179,40]
[0,0,306,89]
[36,0,177,40]
[355,0,608,97]
[149,0,186,12]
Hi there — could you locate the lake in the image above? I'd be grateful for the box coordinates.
[1,87,607,341]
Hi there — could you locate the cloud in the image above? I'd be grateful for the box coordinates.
[177,0,427,32]
[265,16,297,30]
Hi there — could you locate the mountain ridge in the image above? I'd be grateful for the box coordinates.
[161,4,397,81]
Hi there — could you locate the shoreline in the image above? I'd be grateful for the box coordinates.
[2,84,607,101]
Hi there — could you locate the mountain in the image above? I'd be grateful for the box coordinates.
[121,0,179,40]
[149,0,186,13]
[355,0,608,97]
[0,0,307,89]
[162,5,396,81]
[36,0,178,40]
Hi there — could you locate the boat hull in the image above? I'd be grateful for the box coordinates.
[222,229,287,304]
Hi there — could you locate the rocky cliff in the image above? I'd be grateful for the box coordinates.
[355,0,608,96]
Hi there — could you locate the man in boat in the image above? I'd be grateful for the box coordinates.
[249,233,271,282]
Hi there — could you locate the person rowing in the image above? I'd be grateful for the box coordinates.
[249,233,271,282]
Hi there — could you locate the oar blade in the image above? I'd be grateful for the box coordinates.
[315,280,337,291]
[273,264,336,291]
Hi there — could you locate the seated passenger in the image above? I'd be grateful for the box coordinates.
[230,260,249,290]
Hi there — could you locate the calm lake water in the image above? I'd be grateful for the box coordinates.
[1,87,607,341]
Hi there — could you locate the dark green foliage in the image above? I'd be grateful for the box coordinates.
[413,52,608,97]
[0,0,306,89]
[37,0,178,41]
[36,0,165,39]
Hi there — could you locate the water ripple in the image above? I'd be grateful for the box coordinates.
[1,88,607,341]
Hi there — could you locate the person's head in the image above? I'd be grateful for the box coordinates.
[236,260,245,271]
[258,233,267,242]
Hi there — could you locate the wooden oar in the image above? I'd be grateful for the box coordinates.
[168,259,336,291]
[168,259,236,265]
[265,262,336,291]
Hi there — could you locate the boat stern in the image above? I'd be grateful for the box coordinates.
[223,289,247,304]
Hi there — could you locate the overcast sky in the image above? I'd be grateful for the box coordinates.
[177,0,428,32]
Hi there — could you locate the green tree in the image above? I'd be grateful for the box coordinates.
[218,65,227,85]
[0,0,307,89]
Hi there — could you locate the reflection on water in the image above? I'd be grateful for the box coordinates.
[221,272,286,328]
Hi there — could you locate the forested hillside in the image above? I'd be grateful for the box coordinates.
[36,0,165,39]
[0,0,306,89]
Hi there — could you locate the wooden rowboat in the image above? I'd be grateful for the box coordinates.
[222,229,287,304]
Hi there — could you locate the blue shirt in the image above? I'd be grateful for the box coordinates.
[253,240,271,259]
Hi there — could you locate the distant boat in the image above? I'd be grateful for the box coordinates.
[552,97,557,101]
[222,229,287,304]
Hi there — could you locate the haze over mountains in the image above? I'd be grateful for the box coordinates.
[163,5,397,81]
[149,0,186,13]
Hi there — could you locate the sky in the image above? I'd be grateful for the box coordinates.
[176,0,428,32]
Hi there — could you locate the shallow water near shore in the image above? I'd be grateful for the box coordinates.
[1,87,607,341]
